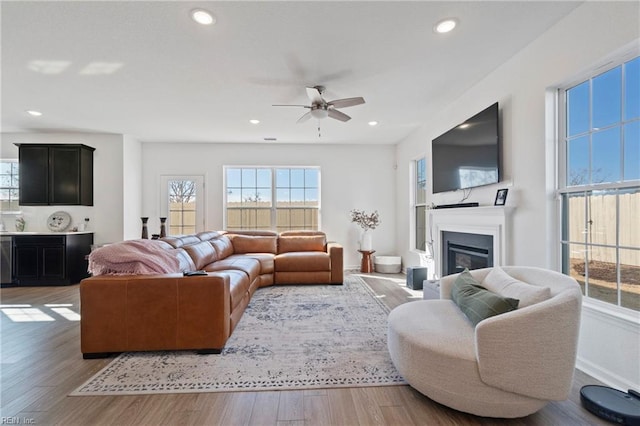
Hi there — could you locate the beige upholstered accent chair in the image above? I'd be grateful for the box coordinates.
[387,266,582,418]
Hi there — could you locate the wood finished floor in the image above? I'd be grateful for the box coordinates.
[0,273,608,425]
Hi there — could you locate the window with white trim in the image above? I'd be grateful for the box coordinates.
[225,167,320,231]
[559,55,639,312]
[415,158,427,251]
[161,175,205,235]
[0,160,19,212]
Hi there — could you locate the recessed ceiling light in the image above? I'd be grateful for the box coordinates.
[249,119,260,124]
[368,121,379,126]
[191,9,215,25]
[434,18,458,34]
[458,123,470,129]
[26,110,42,117]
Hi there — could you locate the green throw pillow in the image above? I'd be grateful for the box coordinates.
[451,269,519,326]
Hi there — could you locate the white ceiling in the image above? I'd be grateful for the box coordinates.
[1,1,581,145]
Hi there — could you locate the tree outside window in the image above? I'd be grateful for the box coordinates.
[168,179,198,235]
[0,161,19,212]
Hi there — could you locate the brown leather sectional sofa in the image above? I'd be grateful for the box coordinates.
[80,230,343,358]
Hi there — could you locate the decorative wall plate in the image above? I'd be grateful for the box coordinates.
[47,211,71,232]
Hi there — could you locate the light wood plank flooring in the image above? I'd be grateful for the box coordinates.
[1,274,608,425]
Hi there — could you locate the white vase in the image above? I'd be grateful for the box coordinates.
[360,229,373,251]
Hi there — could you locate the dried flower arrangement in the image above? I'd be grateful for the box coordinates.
[349,209,381,230]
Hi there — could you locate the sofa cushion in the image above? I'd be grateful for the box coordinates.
[275,252,330,272]
[159,236,182,248]
[210,235,234,259]
[197,231,223,242]
[451,269,519,326]
[238,253,275,274]
[230,234,277,254]
[223,270,250,310]
[279,230,325,237]
[173,248,196,272]
[278,235,326,254]
[183,241,218,270]
[481,267,551,308]
[161,235,200,248]
[205,256,262,283]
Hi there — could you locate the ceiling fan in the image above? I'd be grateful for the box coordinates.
[273,86,365,123]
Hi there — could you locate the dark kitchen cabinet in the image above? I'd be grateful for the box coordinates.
[12,233,93,286]
[17,144,95,206]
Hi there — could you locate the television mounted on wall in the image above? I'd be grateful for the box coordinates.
[431,102,501,194]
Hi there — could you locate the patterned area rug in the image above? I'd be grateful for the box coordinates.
[71,275,405,395]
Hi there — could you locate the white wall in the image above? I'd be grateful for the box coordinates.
[141,142,396,268]
[122,135,142,240]
[395,2,640,390]
[0,132,126,246]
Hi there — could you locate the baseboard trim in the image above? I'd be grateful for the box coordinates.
[577,302,640,392]
[576,357,637,391]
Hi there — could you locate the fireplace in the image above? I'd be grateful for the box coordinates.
[429,206,512,278]
[442,231,493,276]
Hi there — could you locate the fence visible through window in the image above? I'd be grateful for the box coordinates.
[0,161,19,212]
[168,179,197,235]
[225,167,320,231]
[561,188,640,310]
[559,55,640,312]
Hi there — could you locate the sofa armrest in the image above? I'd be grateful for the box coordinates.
[327,242,343,284]
[474,289,582,400]
[439,268,493,299]
[80,273,231,354]
[439,274,457,299]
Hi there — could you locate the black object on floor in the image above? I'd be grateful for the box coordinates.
[406,266,427,290]
[580,385,640,425]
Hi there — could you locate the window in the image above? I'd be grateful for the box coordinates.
[559,56,640,312]
[226,168,273,230]
[415,158,427,251]
[0,160,19,212]
[161,176,204,235]
[275,168,319,231]
[225,167,320,231]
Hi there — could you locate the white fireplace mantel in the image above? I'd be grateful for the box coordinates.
[429,206,514,278]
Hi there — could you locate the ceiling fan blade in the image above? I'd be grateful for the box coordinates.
[297,111,312,123]
[328,108,351,122]
[306,86,324,104]
[327,97,365,109]
[272,104,311,108]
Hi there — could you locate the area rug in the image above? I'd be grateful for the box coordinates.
[71,275,405,396]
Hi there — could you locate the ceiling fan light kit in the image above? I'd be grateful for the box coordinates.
[274,85,365,124]
[310,106,329,119]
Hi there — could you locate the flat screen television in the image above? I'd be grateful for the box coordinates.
[431,102,501,194]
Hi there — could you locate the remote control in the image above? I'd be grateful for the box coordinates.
[183,270,207,276]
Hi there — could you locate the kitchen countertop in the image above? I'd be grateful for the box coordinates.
[0,231,94,236]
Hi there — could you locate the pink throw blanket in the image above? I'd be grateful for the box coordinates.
[88,239,181,275]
